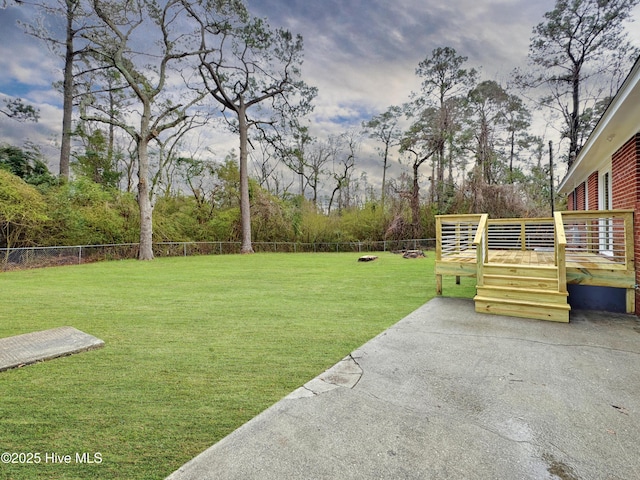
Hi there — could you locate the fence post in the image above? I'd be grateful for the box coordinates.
[78,246,82,264]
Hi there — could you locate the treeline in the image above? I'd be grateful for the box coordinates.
[0,166,390,249]
[0,142,555,250]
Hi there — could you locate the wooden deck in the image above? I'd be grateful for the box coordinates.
[435,211,636,322]
[439,249,626,269]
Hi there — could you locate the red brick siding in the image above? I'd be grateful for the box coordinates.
[612,136,639,210]
[567,191,575,211]
[611,133,640,313]
[587,172,598,210]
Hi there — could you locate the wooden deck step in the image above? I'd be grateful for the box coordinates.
[483,274,558,290]
[475,262,569,323]
[474,296,570,323]
[476,285,568,305]
[482,263,558,278]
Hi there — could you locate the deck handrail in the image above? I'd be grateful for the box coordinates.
[554,212,567,293]
[472,214,488,246]
[472,214,489,287]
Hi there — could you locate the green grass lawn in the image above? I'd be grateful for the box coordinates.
[0,252,475,479]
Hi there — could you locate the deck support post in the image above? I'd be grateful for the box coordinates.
[436,274,442,295]
[455,276,460,285]
[626,288,636,314]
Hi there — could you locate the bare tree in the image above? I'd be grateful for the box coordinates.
[466,80,509,185]
[188,3,316,253]
[520,0,639,165]
[280,122,313,198]
[415,47,477,210]
[150,112,210,197]
[362,105,402,209]
[18,0,95,178]
[81,0,209,259]
[328,131,360,214]
[503,93,532,183]
[250,141,280,194]
[399,106,438,237]
[302,138,332,207]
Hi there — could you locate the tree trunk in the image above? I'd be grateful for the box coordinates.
[479,116,490,184]
[437,149,445,211]
[108,87,115,168]
[298,156,304,197]
[447,138,453,187]
[430,161,435,204]
[59,0,76,179]
[569,67,580,166]
[311,179,318,206]
[411,162,421,238]
[238,106,254,254]
[137,112,154,260]
[509,128,515,182]
[381,144,388,209]
[328,185,339,215]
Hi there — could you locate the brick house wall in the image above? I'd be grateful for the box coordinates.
[611,133,640,312]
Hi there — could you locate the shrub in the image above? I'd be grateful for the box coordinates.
[0,170,48,250]
[44,178,137,245]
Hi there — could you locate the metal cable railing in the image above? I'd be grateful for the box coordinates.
[561,213,628,266]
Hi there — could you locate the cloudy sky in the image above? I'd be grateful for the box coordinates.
[1,0,639,192]
[245,0,552,124]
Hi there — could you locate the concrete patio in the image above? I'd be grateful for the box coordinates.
[167,297,640,480]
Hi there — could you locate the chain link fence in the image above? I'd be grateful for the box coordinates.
[1,239,435,271]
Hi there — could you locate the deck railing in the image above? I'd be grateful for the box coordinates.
[559,210,634,269]
[436,214,484,261]
[437,215,558,264]
[437,211,633,268]
[436,211,634,269]
[486,218,555,251]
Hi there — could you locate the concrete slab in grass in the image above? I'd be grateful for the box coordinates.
[0,326,104,372]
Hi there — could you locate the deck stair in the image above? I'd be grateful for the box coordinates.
[474,264,570,323]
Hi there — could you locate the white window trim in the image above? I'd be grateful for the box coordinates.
[598,170,613,256]
[585,178,589,211]
[598,169,612,211]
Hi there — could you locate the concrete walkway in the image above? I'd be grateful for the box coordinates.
[167,297,640,480]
